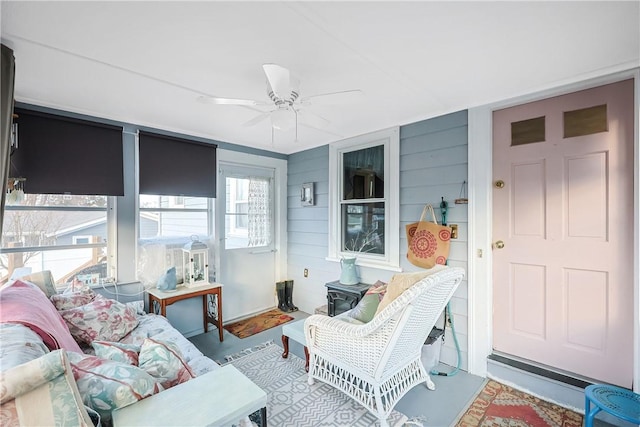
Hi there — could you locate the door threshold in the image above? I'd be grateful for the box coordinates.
[488,353,592,389]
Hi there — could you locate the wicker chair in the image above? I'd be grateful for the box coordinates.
[304,266,465,427]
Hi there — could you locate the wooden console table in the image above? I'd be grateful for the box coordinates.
[112,365,267,426]
[146,283,224,342]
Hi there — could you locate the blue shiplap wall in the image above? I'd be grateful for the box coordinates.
[287,110,469,370]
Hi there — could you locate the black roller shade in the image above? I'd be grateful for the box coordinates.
[138,131,217,198]
[11,108,124,196]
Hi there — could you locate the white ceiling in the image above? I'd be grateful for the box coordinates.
[1,1,638,155]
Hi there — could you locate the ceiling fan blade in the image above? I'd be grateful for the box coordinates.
[242,112,271,127]
[197,95,268,106]
[262,64,291,99]
[300,89,363,106]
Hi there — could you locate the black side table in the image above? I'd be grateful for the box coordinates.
[325,281,370,317]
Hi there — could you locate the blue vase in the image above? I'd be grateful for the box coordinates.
[339,257,359,285]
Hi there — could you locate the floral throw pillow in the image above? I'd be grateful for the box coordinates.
[50,286,97,311]
[60,296,139,345]
[67,352,162,424]
[92,341,140,366]
[138,338,194,389]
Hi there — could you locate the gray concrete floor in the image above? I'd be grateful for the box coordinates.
[188,310,486,427]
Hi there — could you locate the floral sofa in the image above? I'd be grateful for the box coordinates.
[0,272,231,427]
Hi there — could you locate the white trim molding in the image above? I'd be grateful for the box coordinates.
[468,68,640,393]
[327,127,400,271]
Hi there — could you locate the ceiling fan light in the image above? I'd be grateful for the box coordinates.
[271,109,295,130]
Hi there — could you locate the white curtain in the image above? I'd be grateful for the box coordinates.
[247,176,271,247]
[0,45,16,237]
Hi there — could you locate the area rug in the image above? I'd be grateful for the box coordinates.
[226,341,411,427]
[224,309,294,339]
[455,379,583,427]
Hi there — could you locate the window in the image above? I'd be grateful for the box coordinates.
[328,127,400,270]
[1,194,113,288]
[171,196,184,207]
[137,132,217,283]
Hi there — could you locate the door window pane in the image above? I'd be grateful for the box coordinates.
[225,176,272,249]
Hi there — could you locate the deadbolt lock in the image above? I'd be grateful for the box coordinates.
[494,240,505,249]
[495,180,505,189]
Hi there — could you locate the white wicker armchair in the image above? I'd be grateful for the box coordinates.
[304,266,465,427]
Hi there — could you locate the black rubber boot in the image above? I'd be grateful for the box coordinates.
[285,280,298,312]
[276,281,289,312]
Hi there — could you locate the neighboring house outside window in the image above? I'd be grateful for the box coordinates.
[138,195,212,239]
[328,127,400,270]
[0,194,113,288]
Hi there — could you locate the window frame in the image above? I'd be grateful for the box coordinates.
[327,127,400,271]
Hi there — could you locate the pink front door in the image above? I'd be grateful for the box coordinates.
[492,79,634,387]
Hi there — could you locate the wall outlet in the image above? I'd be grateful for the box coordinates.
[303,268,309,278]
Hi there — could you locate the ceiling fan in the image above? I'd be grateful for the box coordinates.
[198,64,362,140]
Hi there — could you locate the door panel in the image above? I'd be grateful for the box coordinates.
[493,79,634,387]
[512,161,546,237]
[566,153,607,239]
[510,263,546,339]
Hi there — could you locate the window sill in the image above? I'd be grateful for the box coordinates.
[325,256,403,273]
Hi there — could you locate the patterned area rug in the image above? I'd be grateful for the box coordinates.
[455,380,583,427]
[226,341,410,427]
[223,309,294,339]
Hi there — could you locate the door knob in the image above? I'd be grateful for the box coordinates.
[494,240,505,249]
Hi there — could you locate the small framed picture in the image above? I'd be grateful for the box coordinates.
[301,182,314,206]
